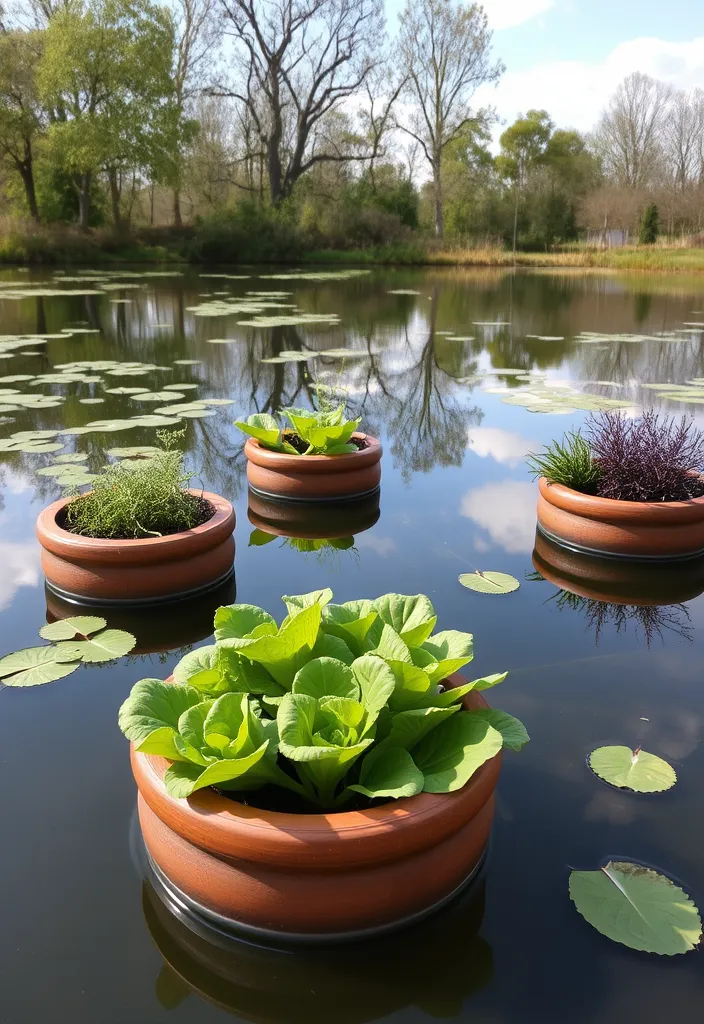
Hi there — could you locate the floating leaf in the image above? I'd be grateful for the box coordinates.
[58,628,136,663]
[173,359,202,366]
[106,446,161,459]
[0,644,82,686]
[39,616,107,641]
[163,383,199,391]
[589,746,676,792]
[459,571,520,595]
[569,861,701,955]
[130,392,185,402]
[104,387,150,395]
[319,348,368,358]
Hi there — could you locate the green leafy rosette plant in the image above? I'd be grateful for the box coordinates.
[119,590,528,808]
[235,404,362,455]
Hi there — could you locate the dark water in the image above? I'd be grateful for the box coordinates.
[1,266,704,1024]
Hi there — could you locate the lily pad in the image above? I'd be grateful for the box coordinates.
[569,861,701,955]
[173,360,201,366]
[589,746,676,792]
[39,616,107,641]
[104,387,150,395]
[459,570,520,595]
[53,453,89,464]
[0,644,82,687]
[107,446,162,458]
[129,392,185,402]
[319,348,368,358]
[57,628,136,663]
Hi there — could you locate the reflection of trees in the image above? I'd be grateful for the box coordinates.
[550,590,693,646]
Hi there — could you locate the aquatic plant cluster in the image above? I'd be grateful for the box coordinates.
[119,590,527,808]
[529,411,704,502]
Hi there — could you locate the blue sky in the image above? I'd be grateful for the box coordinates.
[386,0,704,133]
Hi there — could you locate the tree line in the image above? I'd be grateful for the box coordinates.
[1,0,703,252]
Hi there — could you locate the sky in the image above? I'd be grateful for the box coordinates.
[386,0,704,136]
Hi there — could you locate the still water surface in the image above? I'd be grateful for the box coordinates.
[1,266,704,1023]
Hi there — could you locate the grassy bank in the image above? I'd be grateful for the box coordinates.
[3,216,704,274]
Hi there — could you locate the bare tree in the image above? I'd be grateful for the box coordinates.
[664,87,704,191]
[592,72,672,189]
[170,0,219,225]
[216,0,385,205]
[397,0,502,240]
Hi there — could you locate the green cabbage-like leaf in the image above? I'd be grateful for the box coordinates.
[418,630,474,683]
[383,704,461,750]
[217,646,286,696]
[235,413,281,449]
[311,631,355,665]
[217,603,322,687]
[292,657,359,700]
[369,623,412,664]
[213,603,276,642]
[173,646,222,693]
[351,655,396,716]
[348,746,424,800]
[468,708,529,751]
[118,678,202,747]
[371,594,437,647]
[423,672,508,708]
[163,741,270,798]
[322,604,379,655]
[282,589,333,616]
[412,712,502,792]
[386,659,433,711]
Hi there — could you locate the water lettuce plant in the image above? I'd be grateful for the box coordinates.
[119,590,527,809]
[236,404,362,455]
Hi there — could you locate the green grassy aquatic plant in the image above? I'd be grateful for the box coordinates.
[118,589,528,808]
[527,430,601,493]
[64,430,206,540]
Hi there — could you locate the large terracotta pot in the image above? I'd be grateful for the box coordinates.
[247,489,380,539]
[244,433,381,502]
[45,575,237,653]
[36,489,235,604]
[533,530,704,606]
[131,676,501,942]
[143,872,491,1022]
[536,476,704,560]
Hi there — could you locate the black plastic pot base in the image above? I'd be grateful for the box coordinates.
[247,484,380,505]
[43,566,235,607]
[536,523,704,563]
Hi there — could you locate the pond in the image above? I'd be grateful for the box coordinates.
[1,265,703,1022]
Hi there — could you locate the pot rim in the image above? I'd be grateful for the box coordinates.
[244,433,381,474]
[36,489,235,564]
[131,673,501,869]
[538,475,704,523]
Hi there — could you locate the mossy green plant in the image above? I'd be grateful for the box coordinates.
[63,430,208,540]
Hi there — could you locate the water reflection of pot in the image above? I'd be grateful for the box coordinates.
[36,490,235,604]
[533,530,704,606]
[247,489,380,539]
[45,576,236,655]
[143,870,491,1023]
[244,434,382,502]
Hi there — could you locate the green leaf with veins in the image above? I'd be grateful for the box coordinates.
[39,616,107,641]
[59,628,135,663]
[589,746,676,792]
[469,708,529,750]
[371,594,438,647]
[412,712,503,792]
[347,746,424,800]
[292,657,359,700]
[213,603,276,642]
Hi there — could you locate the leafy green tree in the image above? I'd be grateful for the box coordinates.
[0,30,44,220]
[496,109,552,252]
[639,202,659,244]
[37,0,176,227]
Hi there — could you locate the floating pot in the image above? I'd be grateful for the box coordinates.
[533,530,704,606]
[45,575,237,654]
[143,871,491,1023]
[247,489,380,539]
[536,476,704,560]
[244,434,382,502]
[36,490,235,604]
[131,678,501,943]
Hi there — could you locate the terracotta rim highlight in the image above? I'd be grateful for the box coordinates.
[537,475,704,559]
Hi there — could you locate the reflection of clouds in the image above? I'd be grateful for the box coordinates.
[467,426,536,467]
[584,790,638,826]
[0,542,41,610]
[460,480,536,554]
[637,709,701,762]
[355,534,397,557]
[4,469,33,495]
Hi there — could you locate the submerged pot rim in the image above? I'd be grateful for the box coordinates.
[131,673,501,869]
[36,488,235,564]
[538,475,704,522]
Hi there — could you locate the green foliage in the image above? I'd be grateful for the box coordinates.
[526,430,601,492]
[236,404,362,455]
[63,429,204,539]
[119,589,527,808]
[458,571,520,595]
[0,617,135,686]
[569,861,701,955]
[588,746,676,793]
[189,201,304,263]
[639,202,660,245]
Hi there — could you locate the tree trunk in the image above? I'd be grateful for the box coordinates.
[433,161,443,240]
[19,141,39,222]
[78,172,92,229]
[108,167,122,229]
[173,186,182,227]
[512,182,519,254]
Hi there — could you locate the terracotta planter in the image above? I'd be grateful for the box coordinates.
[247,489,380,539]
[132,676,501,942]
[143,872,490,1022]
[244,433,381,502]
[36,490,235,604]
[533,530,704,606]
[537,476,704,560]
[45,575,236,654]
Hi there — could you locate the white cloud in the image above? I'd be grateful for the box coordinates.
[355,533,397,557]
[460,480,536,553]
[0,542,41,610]
[481,0,554,31]
[467,426,536,467]
[479,36,704,139]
